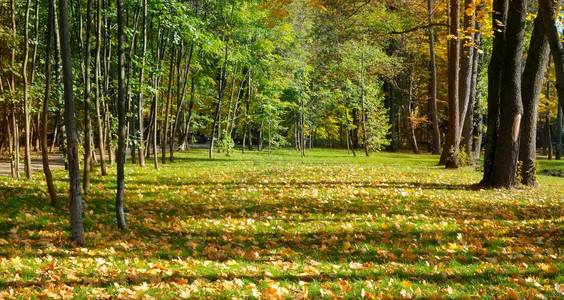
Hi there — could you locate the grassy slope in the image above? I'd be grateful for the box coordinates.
[0,148,562,299]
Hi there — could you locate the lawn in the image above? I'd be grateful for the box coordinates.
[0,148,562,299]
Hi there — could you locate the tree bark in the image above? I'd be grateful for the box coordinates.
[487,0,527,188]
[519,11,553,186]
[443,0,461,168]
[539,0,564,112]
[116,0,127,230]
[23,0,32,179]
[83,0,93,192]
[59,0,86,245]
[95,0,106,175]
[427,0,441,155]
[481,0,508,184]
[42,0,58,206]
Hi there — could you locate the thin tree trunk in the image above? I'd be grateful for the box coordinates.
[95,0,106,175]
[427,0,441,155]
[557,103,562,159]
[458,0,475,131]
[23,0,33,179]
[162,45,175,163]
[59,0,85,245]
[539,0,564,112]
[171,43,194,161]
[83,0,93,192]
[43,0,58,205]
[116,0,127,230]
[137,0,147,166]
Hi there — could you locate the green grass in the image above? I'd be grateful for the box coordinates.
[0,148,562,299]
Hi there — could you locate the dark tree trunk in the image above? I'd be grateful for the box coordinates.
[116,0,127,230]
[487,0,527,188]
[162,45,176,163]
[43,0,58,206]
[519,11,552,186]
[481,0,508,184]
[59,0,85,245]
[539,0,564,112]
[137,0,147,166]
[458,0,475,132]
[443,0,461,168]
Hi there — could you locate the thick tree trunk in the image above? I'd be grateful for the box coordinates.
[116,0,127,230]
[59,0,85,245]
[43,0,58,206]
[519,11,552,186]
[487,0,527,188]
[481,0,508,184]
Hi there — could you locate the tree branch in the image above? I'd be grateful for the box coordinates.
[390,23,449,35]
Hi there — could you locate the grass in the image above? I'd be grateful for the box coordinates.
[0,148,563,299]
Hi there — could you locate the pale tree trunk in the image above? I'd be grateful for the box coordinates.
[403,71,419,154]
[83,0,93,192]
[162,45,175,163]
[519,10,553,186]
[116,0,127,230]
[481,0,508,184]
[95,0,106,175]
[137,0,148,167]
[487,0,526,188]
[23,0,32,179]
[557,103,562,159]
[457,0,475,133]
[59,0,85,245]
[427,0,441,155]
[42,0,58,206]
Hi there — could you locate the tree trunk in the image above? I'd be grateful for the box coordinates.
[42,0,59,206]
[23,0,33,179]
[83,0,93,192]
[116,0,127,230]
[162,45,175,163]
[487,0,527,188]
[427,0,441,155]
[137,0,147,166]
[59,0,85,245]
[557,103,562,159]
[539,0,564,112]
[403,71,419,154]
[519,11,552,186]
[458,0,475,132]
[481,0,508,184]
[95,0,106,175]
[546,114,553,160]
[171,44,194,161]
[444,0,461,168]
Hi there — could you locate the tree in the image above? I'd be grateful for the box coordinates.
[115,0,127,230]
[483,0,527,188]
[42,0,58,206]
[444,0,461,169]
[59,0,85,245]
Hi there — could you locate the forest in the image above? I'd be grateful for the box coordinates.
[0,0,563,298]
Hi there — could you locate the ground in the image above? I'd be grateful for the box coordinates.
[0,149,562,299]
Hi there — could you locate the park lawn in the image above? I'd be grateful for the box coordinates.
[0,148,562,299]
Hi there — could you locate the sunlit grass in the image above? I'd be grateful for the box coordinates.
[0,148,562,299]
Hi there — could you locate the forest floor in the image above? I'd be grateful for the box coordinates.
[0,148,562,299]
